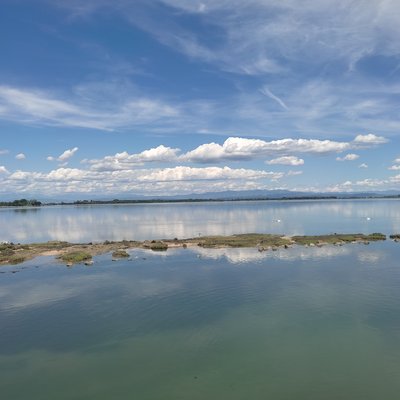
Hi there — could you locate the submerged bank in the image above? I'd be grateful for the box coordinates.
[0,232,395,266]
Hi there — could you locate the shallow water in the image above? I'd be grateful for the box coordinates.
[0,198,399,243]
[1,242,400,399]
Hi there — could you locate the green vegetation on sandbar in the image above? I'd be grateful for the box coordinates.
[143,240,169,251]
[195,233,290,248]
[0,232,389,266]
[0,243,25,264]
[0,241,73,264]
[112,249,130,258]
[390,234,400,240]
[58,251,92,264]
[291,233,386,245]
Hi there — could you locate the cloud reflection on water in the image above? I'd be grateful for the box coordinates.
[0,199,400,244]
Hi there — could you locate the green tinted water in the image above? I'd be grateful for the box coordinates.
[1,242,400,399]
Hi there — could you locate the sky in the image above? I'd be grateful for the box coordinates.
[0,0,400,199]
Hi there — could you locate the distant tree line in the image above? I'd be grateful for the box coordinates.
[0,199,42,207]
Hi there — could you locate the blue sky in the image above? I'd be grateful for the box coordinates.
[0,0,399,198]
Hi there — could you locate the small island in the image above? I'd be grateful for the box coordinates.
[0,232,394,266]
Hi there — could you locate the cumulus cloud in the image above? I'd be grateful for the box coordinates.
[58,147,78,162]
[353,134,388,146]
[0,165,285,196]
[85,145,180,171]
[359,163,368,168]
[15,153,26,160]
[0,166,9,174]
[137,166,283,182]
[82,133,387,172]
[336,153,360,161]
[182,136,351,163]
[48,147,79,165]
[388,156,400,170]
[266,156,304,166]
[326,174,400,192]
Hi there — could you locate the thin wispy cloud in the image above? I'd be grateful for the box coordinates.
[260,86,289,110]
[0,85,180,131]
[111,0,400,76]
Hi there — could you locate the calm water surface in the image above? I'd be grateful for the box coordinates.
[1,200,400,398]
[1,242,400,399]
[0,199,399,243]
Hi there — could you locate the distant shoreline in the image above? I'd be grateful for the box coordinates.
[1,195,400,208]
[1,232,398,266]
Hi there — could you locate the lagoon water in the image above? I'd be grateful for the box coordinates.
[1,199,400,399]
[0,198,399,243]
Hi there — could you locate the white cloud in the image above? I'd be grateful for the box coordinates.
[0,166,9,174]
[0,165,284,196]
[125,0,400,77]
[336,153,360,161]
[266,156,304,166]
[183,136,351,163]
[353,133,388,146]
[86,145,180,171]
[359,163,368,168]
[389,157,400,170]
[58,147,79,162]
[326,174,400,192]
[137,166,283,182]
[0,85,180,131]
[287,170,303,176]
[83,134,386,171]
[259,86,289,110]
[0,149,9,155]
[48,147,79,164]
[17,2,399,139]
[15,153,26,160]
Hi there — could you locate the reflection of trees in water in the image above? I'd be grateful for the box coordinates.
[13,208,40,213]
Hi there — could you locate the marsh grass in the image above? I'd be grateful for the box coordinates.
[0,232,388,266]
[112,250,130,258]
[291,233,386,245]
[196,233,290,248]
[58,251,92,264]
